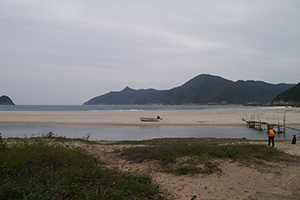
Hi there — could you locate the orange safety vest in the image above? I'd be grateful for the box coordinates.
[269,129,275,137]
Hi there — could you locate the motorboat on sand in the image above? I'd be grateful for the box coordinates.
[140,116,162,122]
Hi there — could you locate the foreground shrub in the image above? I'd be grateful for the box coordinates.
[0,135,162,199]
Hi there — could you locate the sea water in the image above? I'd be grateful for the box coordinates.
[0,104,253,111]
[0,105,298,141]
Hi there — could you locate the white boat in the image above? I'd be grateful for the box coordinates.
[140,116,162,122]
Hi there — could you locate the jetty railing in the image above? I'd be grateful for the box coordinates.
[242,113,300,135]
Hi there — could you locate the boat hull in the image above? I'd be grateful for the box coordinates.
[140,117,162,122]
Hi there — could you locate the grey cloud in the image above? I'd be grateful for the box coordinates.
[0,0,299,104]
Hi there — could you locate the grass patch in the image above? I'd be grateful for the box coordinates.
[121,138,299,175]
[0,134,163,199]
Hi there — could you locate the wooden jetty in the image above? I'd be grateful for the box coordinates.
[242,118,284,132]
[242,113,300,135]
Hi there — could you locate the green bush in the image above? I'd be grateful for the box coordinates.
[0,136,162,199]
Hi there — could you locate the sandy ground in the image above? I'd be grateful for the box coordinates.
[0,107,300,126]
[78,140,300,200]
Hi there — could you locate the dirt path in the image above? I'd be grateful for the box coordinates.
[77,140,300,200]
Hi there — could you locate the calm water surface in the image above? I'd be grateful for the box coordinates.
[1,123,298,141]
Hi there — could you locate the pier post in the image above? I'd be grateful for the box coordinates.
[283,112,286,134]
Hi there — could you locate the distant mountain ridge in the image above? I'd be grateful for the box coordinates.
[83,74,295,105]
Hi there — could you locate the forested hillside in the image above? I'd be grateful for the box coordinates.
[83,74,295,105]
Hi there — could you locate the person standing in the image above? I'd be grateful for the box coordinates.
[268,126,275,147]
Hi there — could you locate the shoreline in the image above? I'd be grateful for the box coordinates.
[0,107,299,126]
[0,121,247,126]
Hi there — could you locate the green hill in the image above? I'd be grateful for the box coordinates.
[84,87,163,105]
[269,82,300,107]
[83,74,295,105]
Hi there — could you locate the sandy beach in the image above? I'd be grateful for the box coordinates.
[0,107,299,126]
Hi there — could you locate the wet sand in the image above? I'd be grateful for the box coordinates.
[0,107,299,126]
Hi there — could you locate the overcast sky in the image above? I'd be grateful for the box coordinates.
[1,0,300,105]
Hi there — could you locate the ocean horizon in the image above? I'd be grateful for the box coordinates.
[0,104,268,112]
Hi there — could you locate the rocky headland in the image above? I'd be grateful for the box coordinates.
[0,95,15,105]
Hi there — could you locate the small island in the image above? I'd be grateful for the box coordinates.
[0,95,15,105]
